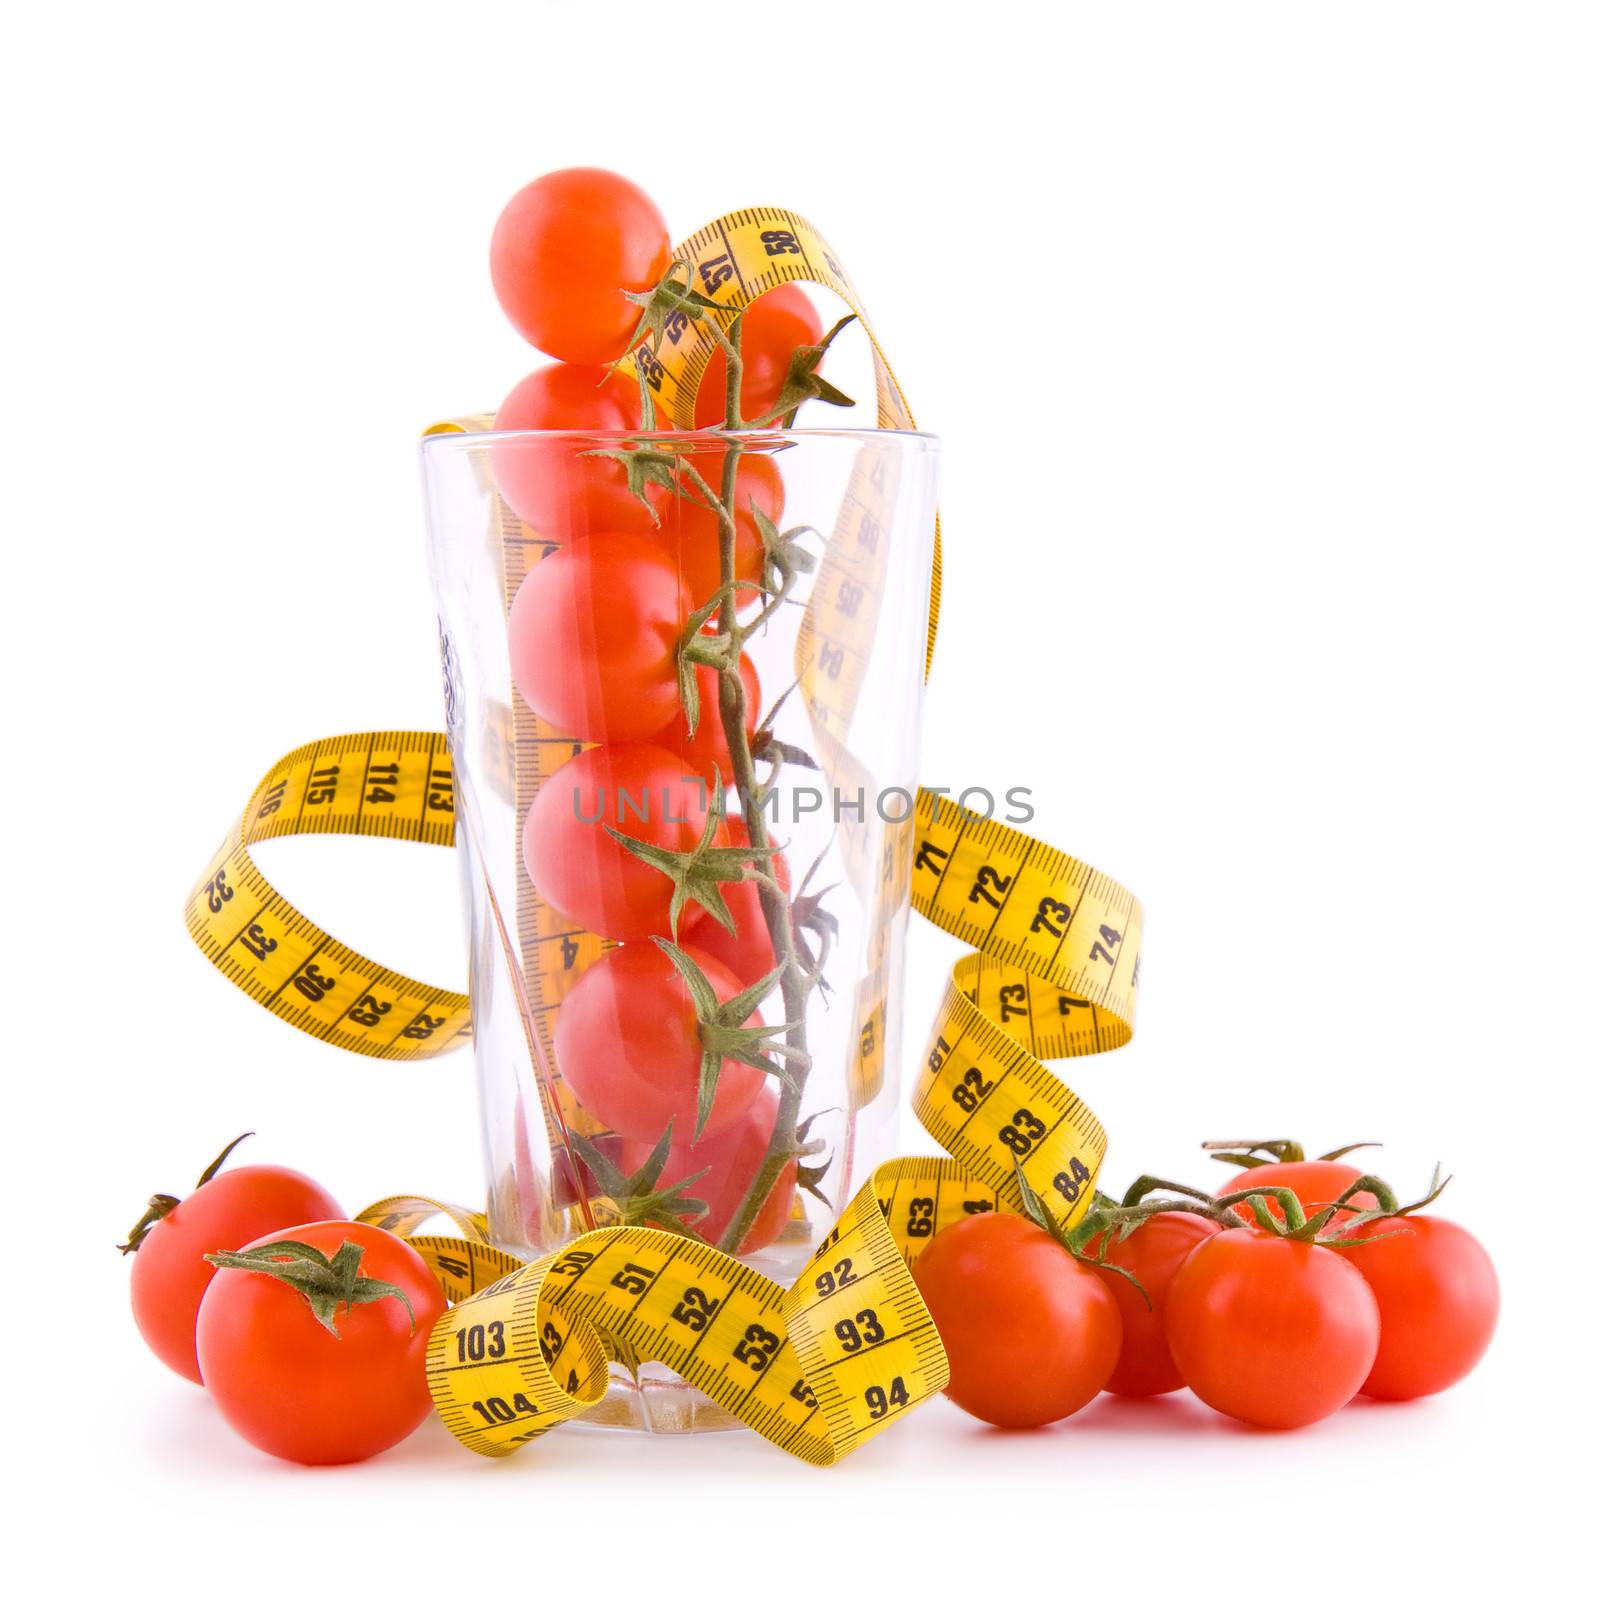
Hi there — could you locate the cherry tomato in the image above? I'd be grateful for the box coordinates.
[523,743,712,942]
[1087,1210,1221,1397]
[195,1221,445,1465]
[1342,1214,1499,1400]
[492,363,665,540]
[507,535,688,743]
[664,652,760,786]
[694,284,824,427]
[911,1212,1121,1429]
[554,940,765,1142]
[680,816,791,988]
[620,1087,797,1254]
[663,449,783,605]
[1165,1229,1380,1428]
[1217,1159,1378,1228]
[490,168,670,364]
[125,1143,343,1385]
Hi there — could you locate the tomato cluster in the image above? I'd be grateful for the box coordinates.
[122,1137,444,1465]
[911,1142,1498,1431]
[490,168,828,1250]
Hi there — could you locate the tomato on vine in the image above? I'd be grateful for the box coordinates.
[664,449,783,605]
[1211,1140,1380,1228]
[620,1087,797,1254]
[911,1212,1121,1428]
[197,1221,444,1465]
[120,1135,343,1385]
[522,743,713,942]
[491,168,670,364]
[679,816,790,988]
[1082,1209,1222,1397]
[1165,1226,1380,1428]
[665,654,760,787]
[693,283,824,427]
[554,940,766,1142]
[491,362,665,540]
[1342,1212,1498,1400]
[508,534,689,743]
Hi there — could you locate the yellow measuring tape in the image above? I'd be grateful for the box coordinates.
[186,206,1143,1465]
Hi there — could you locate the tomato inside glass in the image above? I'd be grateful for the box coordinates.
[679,816,790,989]
[620,1087,797,1253]
[522,743,713,942]
[507,534,689,744]
[491,363,664,540]
[662,449,782,606]
[663,653,760,786]
[554,940,766,1142]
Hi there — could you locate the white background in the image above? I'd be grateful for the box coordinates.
[4,1,1595,1591]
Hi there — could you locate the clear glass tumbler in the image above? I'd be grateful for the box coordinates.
[423,426,939,1432]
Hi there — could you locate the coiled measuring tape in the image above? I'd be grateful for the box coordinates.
[185,206,1142,1464]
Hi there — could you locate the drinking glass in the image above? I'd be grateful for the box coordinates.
[423,426,939,1431]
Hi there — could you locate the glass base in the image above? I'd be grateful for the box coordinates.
[577,1360,744,1435]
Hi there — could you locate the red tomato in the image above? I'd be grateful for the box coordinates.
[554,940,765,1142]
[1217,1159,1378,1228]
[680,816,791,988]
[491,363,665,540]
[694,284,824,427]
[664,652,760,786]
[1087,1210,1221,1397]
[1165,1229,1380,1428]
[196,1221,445,1465]
[911,1212,1121,1429]
[490,168,670,364]
[620,1087,796,1254]
[1343,1214,1499,1400]
[523,743,713,942]
[663,449,783,605]
[126,1153,343,1385]
[507,535,688,743]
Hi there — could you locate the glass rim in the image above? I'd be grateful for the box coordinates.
[420,425,941,455]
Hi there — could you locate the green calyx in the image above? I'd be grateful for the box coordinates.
[1008,1155,1152,1308]
[204,1238,415,1337]
[618,259,730,359]
[570,1124,711,1237]
[606,773,778,938]
[676,600,743,737]
[790,1108,834,1206]
[117,1132,255,1255]
[1068,1175,1250,1258]
[745,314,860,427]
[751,504,819,594]
[748,683,819,780]
[580,441,709,524]
[651,938,806,1138]
[1075,1164,1453,1254]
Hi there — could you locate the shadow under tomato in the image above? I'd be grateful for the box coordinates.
[1064,1392,1241,1436]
